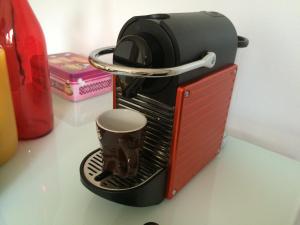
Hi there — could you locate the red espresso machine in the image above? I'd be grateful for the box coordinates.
[80,11,248,206]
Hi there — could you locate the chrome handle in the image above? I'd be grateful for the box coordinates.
[89,46,216,78]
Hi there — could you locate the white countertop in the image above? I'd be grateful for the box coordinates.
[1,93,300,225]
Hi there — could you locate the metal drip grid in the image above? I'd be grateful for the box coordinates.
[83,149,164,191]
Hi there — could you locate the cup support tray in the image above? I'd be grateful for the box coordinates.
[80,148,168,206]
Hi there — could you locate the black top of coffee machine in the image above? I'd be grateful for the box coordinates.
[109,11,247,105]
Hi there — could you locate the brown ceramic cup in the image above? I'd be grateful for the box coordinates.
[96,109,147,178]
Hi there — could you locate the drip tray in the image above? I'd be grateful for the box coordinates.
[81,148,162,190]
[80,148,168,207]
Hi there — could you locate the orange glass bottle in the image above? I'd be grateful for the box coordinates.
[0,47,18,165]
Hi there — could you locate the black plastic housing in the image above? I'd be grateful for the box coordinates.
[114,11,240,105]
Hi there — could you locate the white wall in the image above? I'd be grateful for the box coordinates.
[29,0,300,160]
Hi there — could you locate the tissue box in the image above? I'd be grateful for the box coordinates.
[48,52,112,102]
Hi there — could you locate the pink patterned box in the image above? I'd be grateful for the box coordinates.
[48,52,112,102]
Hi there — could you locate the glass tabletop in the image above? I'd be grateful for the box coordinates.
[1,93,300,225]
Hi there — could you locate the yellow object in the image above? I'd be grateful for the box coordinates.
[0,46,18,165]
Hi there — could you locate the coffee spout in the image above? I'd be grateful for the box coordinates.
[117,76,145,98]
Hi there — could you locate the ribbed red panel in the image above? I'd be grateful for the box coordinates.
[166,65,237,199]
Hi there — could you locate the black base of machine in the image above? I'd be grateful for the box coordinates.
[80,149,168,207]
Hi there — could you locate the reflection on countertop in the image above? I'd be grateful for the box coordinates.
[52,92,113,127]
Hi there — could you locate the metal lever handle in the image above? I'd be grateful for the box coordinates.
[89,47,216,78]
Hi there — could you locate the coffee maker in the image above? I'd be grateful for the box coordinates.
[80,11,248,206]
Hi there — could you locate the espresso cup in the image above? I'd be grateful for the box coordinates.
[96,109,147,178]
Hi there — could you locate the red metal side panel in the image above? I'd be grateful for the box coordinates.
[166,65,237,199]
